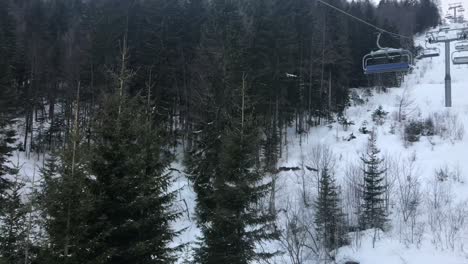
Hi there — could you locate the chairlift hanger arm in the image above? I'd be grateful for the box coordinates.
[427,28,468,44]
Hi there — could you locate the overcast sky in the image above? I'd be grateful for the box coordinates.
[436,0,467,19]
[367,0,467,20]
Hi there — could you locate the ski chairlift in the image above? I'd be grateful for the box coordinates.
[455,40,468,51]
[452,50,468,65]
[417,47,440,59]
[457,31,468,41]
[416,40,440,59]
[434,29,450,41]
[362,32,413,75]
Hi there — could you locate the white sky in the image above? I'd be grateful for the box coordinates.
[441,0,468,19]
[367,0,468,20]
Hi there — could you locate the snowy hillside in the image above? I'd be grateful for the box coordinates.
[87,22,468,263]
[263,24,468,263]
[8,19,468,264]
[2,0,459,263]
[160,22,468,263]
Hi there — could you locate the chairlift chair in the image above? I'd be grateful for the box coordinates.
[452,50,468,65]
[455,40,468,51]
[416,41,440,59]
[362,33,413,75]
[417,47,440,59]
[457,31,468,41]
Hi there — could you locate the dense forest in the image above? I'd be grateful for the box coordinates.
[0,0,440,263]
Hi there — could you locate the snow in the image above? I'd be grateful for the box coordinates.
[266,23,468,263]
[337,230,467,264]
[7,18,468,264]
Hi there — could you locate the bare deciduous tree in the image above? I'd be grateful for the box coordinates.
[394,155,423,246]
[309,144,336,194]
[277,200,319,264]
[396,85,416,123]
[425,174,467,251]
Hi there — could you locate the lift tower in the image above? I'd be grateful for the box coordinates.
[427,27,468,107]
[448,3,464,23]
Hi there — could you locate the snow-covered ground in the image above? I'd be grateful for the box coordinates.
[9,22,468,264]
[169,22,468,263]
[266,24,468,263]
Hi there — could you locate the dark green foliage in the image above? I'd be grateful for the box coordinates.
[38,148,91,263]
[194,114,279,264]
[404,120,423,143]
[337,113,355,131]
[0,0,443,262]
[314,168,348,251]
[0,0,16,198]
[423,117,435,136]
[404,118,434,143]
[372,105,388,125]
[81,94,179,264]
[186,2,279,262]
[1,0,441,155]
[415,0,440,33]
[0,169,27,264]
[359,121,370,134]
[359,131,388,231]
[0,3,22,261]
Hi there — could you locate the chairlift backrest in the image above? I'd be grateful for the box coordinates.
[455,41,468,51]
[439,26,450,32]
[452,50,468,65]
[362,32,413,75]
[363,49,413,74]
[417,47,440,59]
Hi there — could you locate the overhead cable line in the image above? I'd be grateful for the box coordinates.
[316,0,412,39]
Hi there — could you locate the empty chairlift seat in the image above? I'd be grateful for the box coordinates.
[452,50,468,65]
[417,47,440,59]
[363,48,413,75]
[455,41,468,51]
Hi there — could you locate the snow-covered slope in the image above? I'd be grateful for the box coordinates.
[268,24,468,263]
[10,23,468,264]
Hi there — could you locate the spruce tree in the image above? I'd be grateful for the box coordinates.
[0,3,21,262]
[194,101,278,264]
[0,167,27,264]
[0,0,16,204]
[80,41,179,263]
[359,131,388,231]
[186,1,278,262]
[314,168,347,252]
[81,93,179,264]
[39,137,91,263]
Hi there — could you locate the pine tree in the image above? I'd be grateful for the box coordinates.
[193,91,278,264]
[39,140,91,263]
[186,2,278,262]
[0,167,27,264]
[79,40,179,263]
[80,93,179,264]
[0,3,22,262]
[34,82,91,264]
[359,131,388,231]
[314,168,347,252]
[0,0,16,203]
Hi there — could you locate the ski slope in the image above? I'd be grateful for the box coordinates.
[8,21,468,264]
[267,24,468,264]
